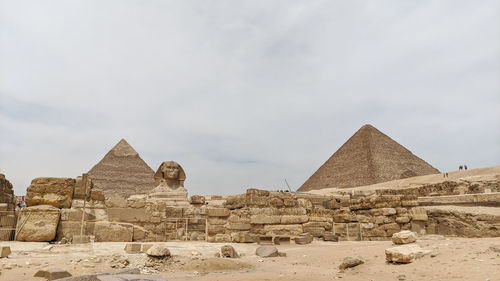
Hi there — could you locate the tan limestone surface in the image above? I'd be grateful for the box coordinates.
[299,124,440,191]
[0,237,499,281]
[88,139,156,198]
[309,166,500,195]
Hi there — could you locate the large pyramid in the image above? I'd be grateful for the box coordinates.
[298,124,440,192]
[88,139,156,198]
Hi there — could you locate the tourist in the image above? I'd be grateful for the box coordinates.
[464,165,468,170]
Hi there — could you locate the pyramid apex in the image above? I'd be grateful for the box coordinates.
[110,138,138,157]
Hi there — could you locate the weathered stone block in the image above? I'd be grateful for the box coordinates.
[93,222,133,242]
[224,194,246,209]
[370,208,396,216]
[225,222,252,230]
[392,230,417,244]
[264,224,303,236]
[190,195,206,205]
[408,207,428,221]
[250,214,281,224]
[303,226,325,237]
[25,177,75,208]
[16,205,60,242]
[395,216,411,224]
[124,243,142,253]
[385,244,430,263]
[1,246,11,257]
[108,208,148,223]
[207,208,230,217]
[281,215,308,224]
[34,268,72,280]
[231,231,256,243]
[105,196,127,208]
[295,233,313,244]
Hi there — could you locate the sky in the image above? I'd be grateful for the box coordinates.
[0,1,499,196]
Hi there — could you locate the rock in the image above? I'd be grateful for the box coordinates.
[221,245,239,258]
[16,205,60,242]
[34,268,72,280]
[124,243,142,253]
[323,233,339,242]
[392,230,417,244]
[206,208,230,217]
[250,214,281,224]
[489,245,500,253]
[189,195,205,205]
[0,246,11,258]
[280,215,309,224]
[146,244,170,257]
[385,244,431,263]
[408,207,428,221]
[25,177,75,208]
[295,233,313,245]
[93,222,133,242]
[338,257,364,270]
[256,246,279,258]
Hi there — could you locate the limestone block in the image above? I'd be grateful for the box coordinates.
[1,246,11,258]
[0,203,8,211]
[375,216,394,225]
[133,225,150,241]
[231,231,256,243]
[279,207,307,215]
[0,214,15,227]
[395,207,408,215]
[281,215,308,224]
[379,223,400,232]
[207,225,225,236]
[124,243,142,253]
[408,207,428,221]
[295,233,313,244]
[56,221,95,241]
[16,205,60,242]
[395,216,411,224]
[105,196,127,208]
[250,214,281,224]
[25,177,75,208]
[355,215,371,223]
[108,208,148,223]
[249,207,279,215]
[264,224,303,236]
[190,195,206,205]
[60,208,108,222]
[246,189,270,196]
[370,208,396,216]
[323,233,339,242]
[385,244,430,263]
[34,268,72,280]
[127,195,146,208]
[401,200,419,207]
[146,244,170,257]
[392,230,417,244]
[208,217,228,225]
[283,198,298,207]
[90,190,105,202]
[303,226,325,237]
[255,246,280,257]
[225,222,252,231]
[297,198,313,211]
[93,222,133,242]
[246,195,268,207]
[207,208,230,217]
[213,233,231,242]
[224,194,246,209]
[338,257,364,270]
[269,197,284,207]
[71,199,105,209]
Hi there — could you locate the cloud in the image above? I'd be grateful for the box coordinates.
[1,0,499,195]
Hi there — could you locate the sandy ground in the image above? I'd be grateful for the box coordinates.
[1,237,499,281]
[309,166,500,195]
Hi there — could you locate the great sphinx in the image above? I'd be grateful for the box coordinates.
[148,161,189,206]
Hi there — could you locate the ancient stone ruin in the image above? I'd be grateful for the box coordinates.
[298,124,440,191]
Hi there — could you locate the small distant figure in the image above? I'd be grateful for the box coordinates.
[464,165,468,170]
[21,201,27,210]
[459,165,463,171]
[445,172,449,178]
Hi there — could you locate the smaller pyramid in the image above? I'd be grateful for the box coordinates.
[298,125,440,192]
[88,139,156,198]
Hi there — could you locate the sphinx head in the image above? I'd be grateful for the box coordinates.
[154,161,186,188]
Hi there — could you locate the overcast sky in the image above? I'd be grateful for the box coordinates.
[1,1,499,196]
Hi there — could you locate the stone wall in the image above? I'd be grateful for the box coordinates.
[16,176,500,242]
[0,174,16,240]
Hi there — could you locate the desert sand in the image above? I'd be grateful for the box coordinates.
[1,236,499,281]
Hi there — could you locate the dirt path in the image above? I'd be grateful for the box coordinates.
[1,237,499,281]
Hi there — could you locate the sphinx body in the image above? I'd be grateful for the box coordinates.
[148,161,189,206]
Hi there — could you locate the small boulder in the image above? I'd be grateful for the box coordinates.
[34,268,72,280]
[0,246,11,258]
[339,257,364,270]
[221,245,239,258]
[294,233,313,245]
[146,244,170,258]
[323,233,339,242]
[392,230,417,245]
[256,246,279,258]
[385,244,431,263]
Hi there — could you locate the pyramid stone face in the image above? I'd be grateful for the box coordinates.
[88,139,156,198]
[298,125,440,192]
